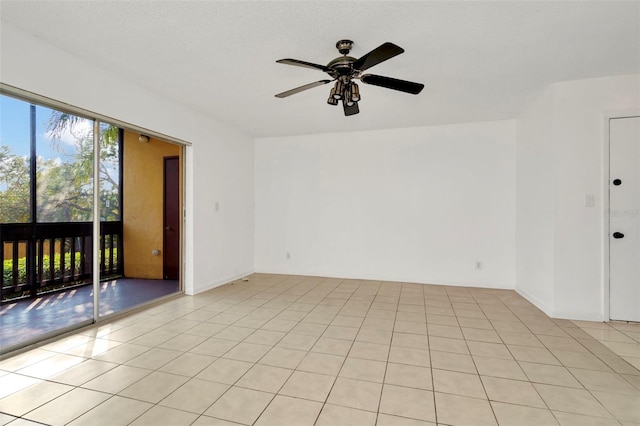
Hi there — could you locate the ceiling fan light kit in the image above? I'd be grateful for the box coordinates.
[275,40,424,116]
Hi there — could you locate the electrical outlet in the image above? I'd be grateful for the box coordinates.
[286,252,291,260]
[475,261,482,270]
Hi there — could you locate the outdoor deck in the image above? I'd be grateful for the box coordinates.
[0,278,179,351]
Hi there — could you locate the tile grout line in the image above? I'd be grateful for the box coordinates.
[310,278,369,426]
[373,280,402,425]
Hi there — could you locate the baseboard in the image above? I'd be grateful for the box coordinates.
[253,268,514,290]
[549,309,605,322]
[514,287,606,321]
[191,269,255,295]
[514,287,554,317]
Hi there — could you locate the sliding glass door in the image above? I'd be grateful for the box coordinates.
[0,91,184,354]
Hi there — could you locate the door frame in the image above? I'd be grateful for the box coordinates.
[163,155,180,281]
[602,110,640,321]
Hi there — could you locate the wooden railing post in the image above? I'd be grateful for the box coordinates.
[27,226,36,298]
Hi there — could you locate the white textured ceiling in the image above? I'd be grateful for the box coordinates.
[1,1,639,137]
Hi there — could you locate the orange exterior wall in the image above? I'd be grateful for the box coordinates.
[3,242,26,261]
[3,241,62,261]
[122,131,181,279]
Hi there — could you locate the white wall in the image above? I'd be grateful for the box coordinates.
[516,74,640,320]
[515,87,556,314]
[255,121,516,288]
[0,23,255,295]
[188,120,255,294]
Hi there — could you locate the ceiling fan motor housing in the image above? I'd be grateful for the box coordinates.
[327,56,357,76]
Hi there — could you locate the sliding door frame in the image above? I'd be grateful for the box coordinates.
[0,83,189,354]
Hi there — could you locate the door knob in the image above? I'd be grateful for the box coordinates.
[165,226,172,230]
[613,232,624,239]
[613,179,622,186]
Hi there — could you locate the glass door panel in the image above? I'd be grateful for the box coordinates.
[0,97,95,352]
[97,122,124,317]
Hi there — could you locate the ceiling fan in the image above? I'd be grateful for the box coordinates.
[275,40,424,116]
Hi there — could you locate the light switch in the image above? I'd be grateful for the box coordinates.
[584,194,595,207]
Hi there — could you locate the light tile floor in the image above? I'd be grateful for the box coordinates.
[0,274,639,425]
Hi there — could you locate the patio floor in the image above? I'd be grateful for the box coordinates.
[0,279,180,351]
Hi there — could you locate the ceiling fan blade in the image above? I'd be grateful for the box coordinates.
[275,80,332,98]
[276,59,333,73]
[360,74,424,94]
[343,100,359,116]
[352,42,404,72]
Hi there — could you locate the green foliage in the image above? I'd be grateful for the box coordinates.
[2,248,118,299]
[0,102,121,224]
[2,255,27,284]
[0,145,31,223]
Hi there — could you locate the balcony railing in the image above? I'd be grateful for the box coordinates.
[0,221,123,302]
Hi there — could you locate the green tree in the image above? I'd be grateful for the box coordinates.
[0,107,120,224]
[37,117,95,222]
[0,145,30,223]
[39,111,120,222]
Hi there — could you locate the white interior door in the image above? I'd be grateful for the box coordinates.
[610,116,640,322]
